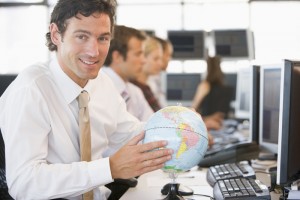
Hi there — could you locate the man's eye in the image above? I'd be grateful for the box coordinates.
[99,36,111,43]
[78,35,87,40]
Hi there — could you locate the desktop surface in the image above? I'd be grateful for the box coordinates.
[120,166,280,200]
[120,167,213,200]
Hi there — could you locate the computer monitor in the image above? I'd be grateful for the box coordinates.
[249,65,260,144]
[167,30,205,60]
[223,73,237,103]
[259,64,282,159]
[166,73,201,106]
[235,66,251,119]
[277,60,300,186]
[0,74,17,97]
[213,29,255,60]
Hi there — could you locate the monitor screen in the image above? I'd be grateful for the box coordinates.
[235,66,251,119]
[0,74,17,97]
[277,60,300,186]
[249,65,260,144]
[223,73,237,103]
[166,73,201,106]
[167,30,205,59]
[259,64,281,156]
[213,29,254,60]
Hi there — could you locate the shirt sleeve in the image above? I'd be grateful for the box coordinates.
[1,84,112,199]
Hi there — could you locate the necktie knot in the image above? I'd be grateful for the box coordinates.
[121,90,130,103]
[78,90,89,108]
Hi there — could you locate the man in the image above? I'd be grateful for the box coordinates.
[102,25,154,121]
[0,0,172,199]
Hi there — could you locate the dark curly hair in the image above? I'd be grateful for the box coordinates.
[45,0,117,51]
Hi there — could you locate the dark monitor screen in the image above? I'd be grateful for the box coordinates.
[167,30,205,59]
[213,29,254,59]
[250,65,260,144]
[277,60,300,186]
[0,74,17,97]
[223,73,237,103]
[259,65,281,155]
[166,73,201,104]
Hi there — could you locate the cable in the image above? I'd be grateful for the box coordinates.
[254,170,271,175]
[193,193,215,200]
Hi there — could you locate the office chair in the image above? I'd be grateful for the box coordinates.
[0,129,13,200]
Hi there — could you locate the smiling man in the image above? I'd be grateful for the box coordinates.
[0,0,172,199]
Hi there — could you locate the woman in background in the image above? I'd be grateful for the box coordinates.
[192,56,232,123]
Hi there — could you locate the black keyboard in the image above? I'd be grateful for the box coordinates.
[198,142,260,167]
[206,162,256,186]
[213,178,271,200]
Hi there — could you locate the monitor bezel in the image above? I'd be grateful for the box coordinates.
[167,30,206,60]
[258,63,282,155]
[249,65,260,144]
[212,29,255,60]
[277,59,300,185]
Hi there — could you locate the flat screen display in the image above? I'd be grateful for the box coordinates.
[167,30,205,59]
[213,29,254,59]
[259,65,281,155]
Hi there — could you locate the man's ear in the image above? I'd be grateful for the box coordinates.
[49,23,61,46]
[112,50,124,63]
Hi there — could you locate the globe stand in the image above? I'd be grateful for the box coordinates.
[162,172,185,200]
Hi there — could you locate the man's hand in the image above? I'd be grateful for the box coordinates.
[109,132,173,179]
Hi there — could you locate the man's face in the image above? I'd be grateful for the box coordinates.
[50,13,112,87]
[143,47,163,76]
[120,37,145,81]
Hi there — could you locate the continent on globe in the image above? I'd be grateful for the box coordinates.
[143,106,208,173]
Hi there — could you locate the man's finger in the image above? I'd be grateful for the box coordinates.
[127,131,145,146]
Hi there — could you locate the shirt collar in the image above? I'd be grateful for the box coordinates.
[49,57,83,104]
[101,67,127,94]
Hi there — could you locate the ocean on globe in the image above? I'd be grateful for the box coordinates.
[143,106,208,173]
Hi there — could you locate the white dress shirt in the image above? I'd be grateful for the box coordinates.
[0,58,144,200]
[147,73,168,108]
[102,67,154,121]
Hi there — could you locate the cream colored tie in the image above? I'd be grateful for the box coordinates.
[78,91,94,200]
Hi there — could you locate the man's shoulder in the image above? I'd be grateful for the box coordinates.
[11,62,50,86]
[21,62,49,76]
[127,82,144,94]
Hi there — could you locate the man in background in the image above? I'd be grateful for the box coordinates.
[103,25,154,121]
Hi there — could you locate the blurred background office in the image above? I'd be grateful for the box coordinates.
[1,0,300,119]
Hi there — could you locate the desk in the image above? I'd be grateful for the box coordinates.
[120,165,282,200]
[120,167,213,200]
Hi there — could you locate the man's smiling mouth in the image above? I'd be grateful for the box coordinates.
[80,59,98,65]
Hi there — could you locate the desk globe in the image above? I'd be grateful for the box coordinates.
[143,106,208,200]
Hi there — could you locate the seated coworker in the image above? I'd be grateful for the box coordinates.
[103,25,154,121]
[192,56,232,119]
[0,0,173,199]
[131,36,163,112]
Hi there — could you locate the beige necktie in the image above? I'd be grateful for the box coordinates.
[78,91,93,200]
